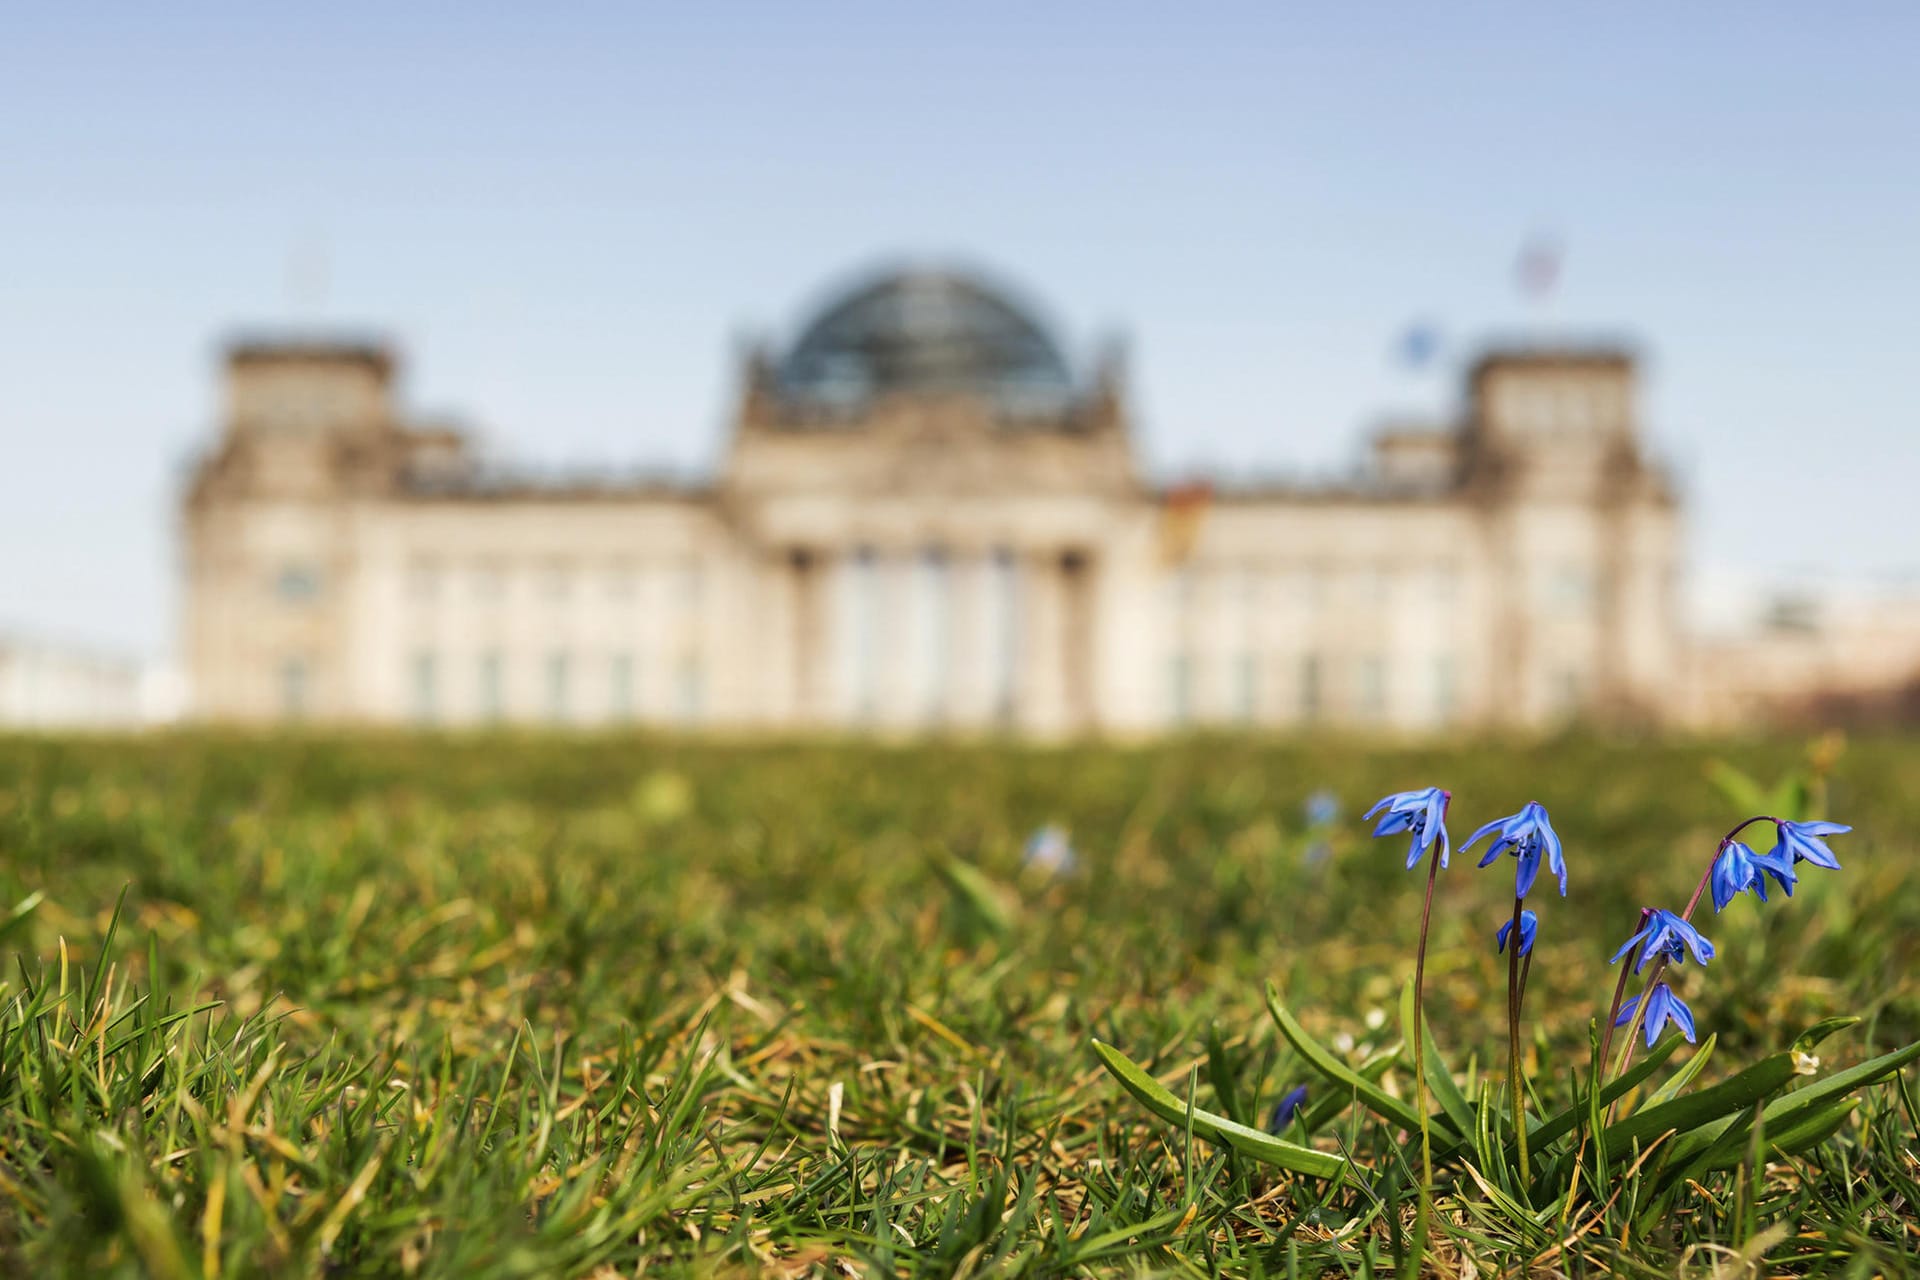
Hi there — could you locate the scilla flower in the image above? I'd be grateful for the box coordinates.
[1615,981,1696,1047]
[1022,824,1077,876]
[1364,787,1452,870]
[1770,820,1850,872]
[1710,840,1796,910]
[1611,908,1715,974]
[1496,909,1538,957]
[1268,1085,1309,1132]
[1463,801,1566,898]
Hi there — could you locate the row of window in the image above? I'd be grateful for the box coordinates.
[275,653,704,722]
[1166,652,1461,724]
[1165,563,1598,614]
[1164,653,1590,724]
[270,561,708,605]
[407,651,704,723]
[405,560,706,606]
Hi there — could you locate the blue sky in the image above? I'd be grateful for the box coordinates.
[4,3,1917,657]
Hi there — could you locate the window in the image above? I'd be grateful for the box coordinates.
[678,560,704,608]
[986,547,1019,721]
[279,657,309,718]
[410,651,437,722]
[1233,653,1257,722]
[473,562,506,602]
[609,653,635,720]
[1432,654,1458,720]
[841,547,879,720]
[274,564,321,603]
[912,547,951,720]
[1552,667,1584,713]
[1169,565,1197,613]
[545,652,570,721]
[477,651,503,720]
[407,559,441,602]
[676,656,704,722]
[1358,655,1387,720]
[607,561,639,601]
[1548,563,1593,611]
[1169,652,1194,724]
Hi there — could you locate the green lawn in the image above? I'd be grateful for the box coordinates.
[0,734,1915,1277]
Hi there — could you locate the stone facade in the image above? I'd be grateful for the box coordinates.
[181,268,1682,734]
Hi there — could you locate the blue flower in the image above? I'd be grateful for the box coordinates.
[1364,787,1452,870]
[1022,824,1077,876]
[1268,1085,1310,1132]
[1614,981,1697,1047]
[1463,801,1566,898]
[1304,789,1340,827]
[1610,908,1715,974]
[1496,909,1538,957]
[1770,820,1850,872]
[1710,840,1797,911]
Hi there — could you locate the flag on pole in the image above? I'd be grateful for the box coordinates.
[1395,322,1441,370]
[1158,479,1213,566]
[1516,233,1563,302]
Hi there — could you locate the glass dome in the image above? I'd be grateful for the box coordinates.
[777,269,1075,415]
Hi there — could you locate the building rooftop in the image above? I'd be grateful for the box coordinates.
[775,267,1076,415]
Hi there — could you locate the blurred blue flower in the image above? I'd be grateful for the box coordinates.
[1268,1085,1310,1132]
[1302,840,1332,869]
[1770,820,1850,872]
[1710,839,1797,911]
[1022,824,1077,876]
[1463,800,1566,898]
[1495,909,1538,957]
[1304,789,1340,827]
[1364,787,1452,870]
[1615,981,1696,1047]
[1611,908,1715,974]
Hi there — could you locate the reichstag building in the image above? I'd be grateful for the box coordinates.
[183,264,1681,733]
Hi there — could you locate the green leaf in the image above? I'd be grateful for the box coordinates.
[1768,1096,1859,1156]
[1603,1051,1797,1153]
[1454,1033,1682,1160]
[0,891,44,947]
[1705,760,1770,816]
[1090,1039,1349,1180]
[1204,1022,1249,1129]
[1791,1016,1860,1056]
[1671,1037,1920,1184]
[1768,774,1812,823]
[1761,1037,1920,1131]
[1642,1034,1717,1108]
[1300,1048,1396,1135]
[933,857,1014,936]
[1399,977,1475,1141]
[1266,983,1434,1137]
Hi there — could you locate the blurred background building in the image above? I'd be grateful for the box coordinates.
[0,631,180,729]
[179,264,1694,734]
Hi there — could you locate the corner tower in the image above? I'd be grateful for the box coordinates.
[1461,347,1680,723]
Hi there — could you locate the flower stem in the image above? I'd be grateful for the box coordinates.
[1607,816,1774,1080]
[1596,907,1652,1070]
[1506,895,1531,1183]
[1411,846,1442,1233]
